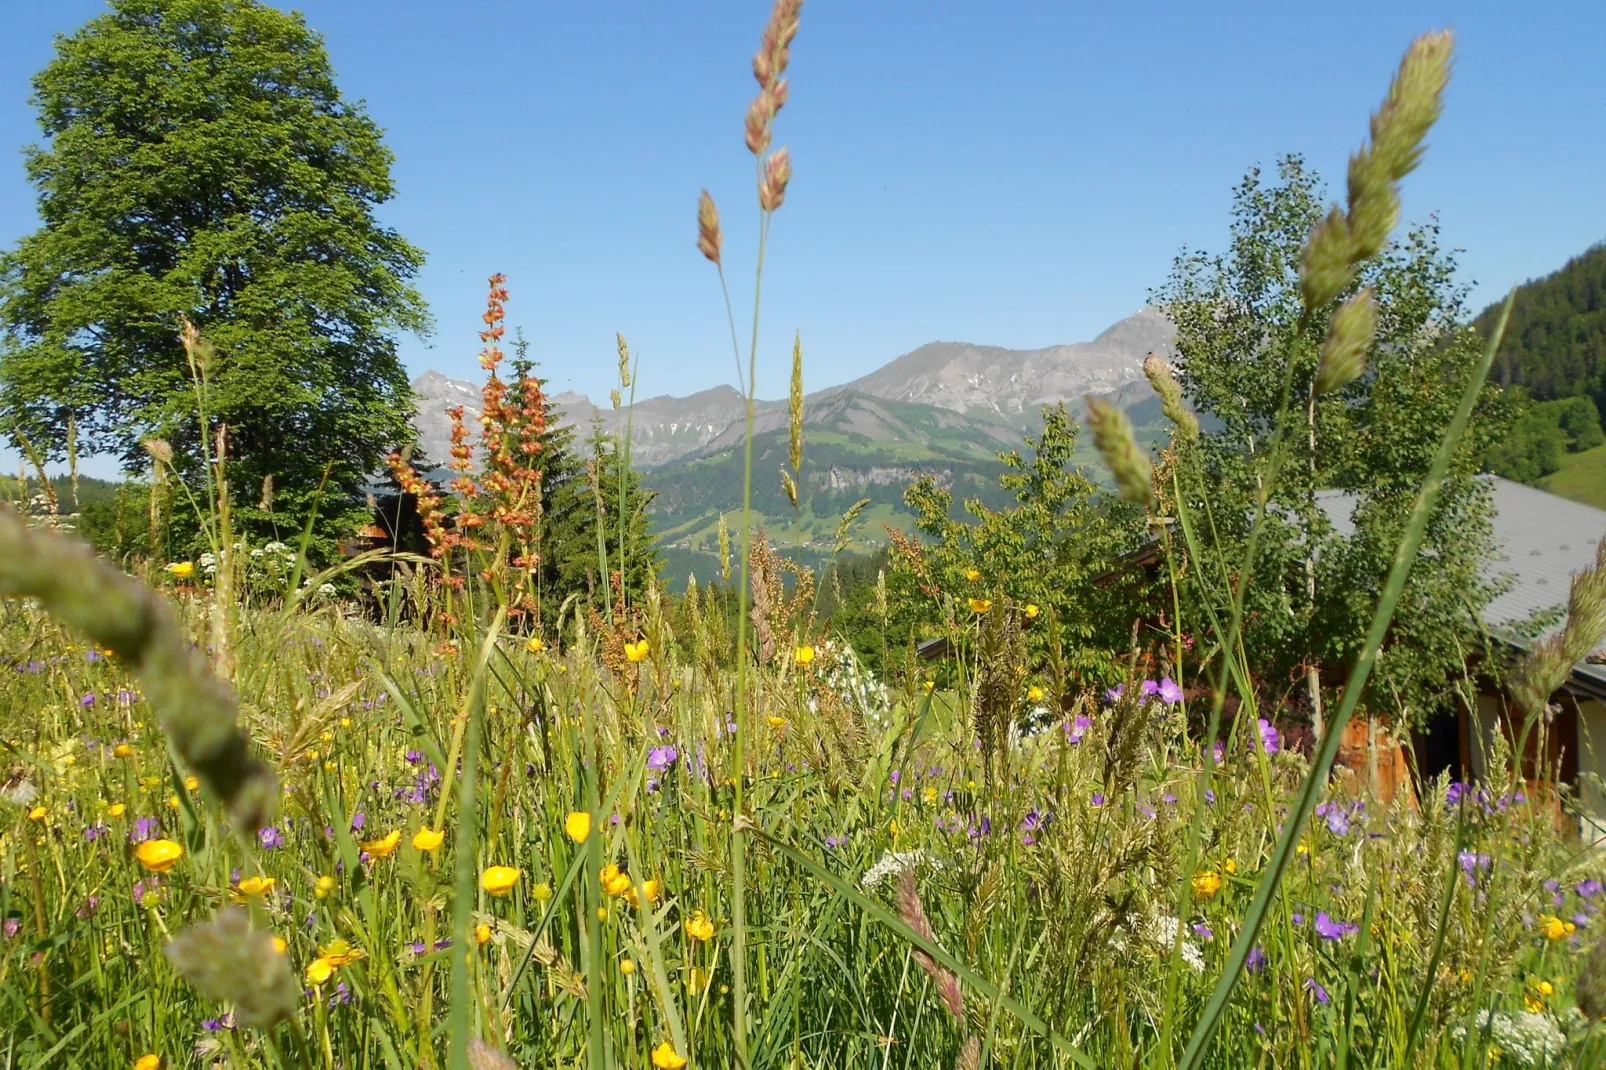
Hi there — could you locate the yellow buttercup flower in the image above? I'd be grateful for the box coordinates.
[620,957,636,975]
[923,679,935,692]
[565,811,592,843]
[235,875,276,898]
[767,715,787,728]
[412,826,445,852]
[318,938,362,967]
[305,957,335,985]
[1535,979,1555,997]
[106,803,127,818]
[1539,914,1571,941]
[361,830,402,858]
[1024,603,1040,619]
[525,636,544,654]
[651,1040,688,1069]
[794,644,815,666]
[271,936,287,955]
[1224,858,1237,875]
[964,568,980,582]
[314,875,337,899]
[140,775,162,788]
[481,865,521,896]
[533,882,553,902]
[968,597,992,614]
[135,1055,162,1070]
[1027,685,1045,703]
[624,878,661,908]
[475,923,493,946]
[600,863,633,898]
[167,795,180,811]
[184,776,199,791]
[1191,870,1223,899]
[685,909,715,942]
[596,906,609,921]
[167,561,194,579]
[135,839,184,873]
[624,639,650,663]
[113,743,134,758]
[27,805,46,822]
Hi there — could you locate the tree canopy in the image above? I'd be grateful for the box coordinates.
[0,0,428,552]
[1155,155,1512,727]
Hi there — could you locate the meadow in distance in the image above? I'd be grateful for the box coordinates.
[3,2,1606,1069]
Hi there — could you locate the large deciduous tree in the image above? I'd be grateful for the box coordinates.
[0,0,428,553]
[1154,155,1513,728]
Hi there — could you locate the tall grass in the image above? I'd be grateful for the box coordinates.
[2,6,1605,1070]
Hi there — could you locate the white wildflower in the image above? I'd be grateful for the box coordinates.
[1450,1010,1564,1067]
[860,849,941,891]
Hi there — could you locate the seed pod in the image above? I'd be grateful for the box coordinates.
[1084,397,1153,507]
[760,146,792,212]
[1142,353,1198,441]
[696,189,723,267]
[1299,207,1357,313]
[1315,288,1377,394]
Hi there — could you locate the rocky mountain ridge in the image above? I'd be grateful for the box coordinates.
[410,307,1174,467]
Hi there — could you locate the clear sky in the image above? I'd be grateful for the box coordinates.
[1,1,1603,476]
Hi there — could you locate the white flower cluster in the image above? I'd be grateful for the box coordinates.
[819,639,890,728]
[199,551,218,576]
[860,849,942,891]
[1449,1010,1565,1067]
[1110,908,1204,972]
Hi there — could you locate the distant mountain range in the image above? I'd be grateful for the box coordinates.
[413,306,1174,466]
[411,307,1177,582]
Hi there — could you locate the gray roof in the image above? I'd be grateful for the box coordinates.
[1317,476,1606,696]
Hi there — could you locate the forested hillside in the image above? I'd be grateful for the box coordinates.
[1476,241,1606,495]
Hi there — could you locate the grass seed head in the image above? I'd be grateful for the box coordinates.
[1315,287,1378,394]
[696,189,723,266]
[1084,396,1152,507]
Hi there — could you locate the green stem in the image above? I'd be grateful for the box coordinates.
[1178,291,1515,1070]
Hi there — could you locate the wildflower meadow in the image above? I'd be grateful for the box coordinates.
[3,3,1606,1069]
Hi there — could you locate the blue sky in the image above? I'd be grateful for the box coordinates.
[1,1,1603,476]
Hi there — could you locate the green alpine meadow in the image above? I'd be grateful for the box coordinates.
[2,2,1605,1068]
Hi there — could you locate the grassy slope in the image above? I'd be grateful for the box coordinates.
[1539,441,1606,508]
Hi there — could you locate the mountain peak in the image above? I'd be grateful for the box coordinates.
[409,307,1172,467]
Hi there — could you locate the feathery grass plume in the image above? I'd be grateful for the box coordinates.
[696,189,723,266]
[956,1036,982,1070]
[0,505,277,830]
[258,474,274,512]
[788,330,804,473]
[616,332,632,390]
[1142,352,1198,441]
[745,0,802,156]
[164,907,298,1028]
[1509,534,1606,719]
[1300,30,1453,310]
[142,436,173,465]
[760,146,793,211]
[179,314,216,376]
[1315,287,1379,394]
[895,868,965,1023]
[780,468,799,510]
[718,512,732,583]
[1084,396,1153,507]
[1299,205,1358,314]
[834,497,870,555]
[973,598,1026,768]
